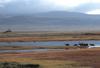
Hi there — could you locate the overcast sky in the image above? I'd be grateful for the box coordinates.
[0,0,100,14]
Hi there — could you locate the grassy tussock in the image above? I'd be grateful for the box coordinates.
[0,60,91,68]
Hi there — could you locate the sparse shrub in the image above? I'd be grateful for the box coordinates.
[90,44,95,46]
[0,62,40,68]
[78,43,89,48]
[65,44,70,46]
[73,44,78,46]
[19,64,40,68]
[0,62,19,68]
[79,43,88,47]
[3,29,12,33]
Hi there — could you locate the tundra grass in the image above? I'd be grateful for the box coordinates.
[0,58,91,68]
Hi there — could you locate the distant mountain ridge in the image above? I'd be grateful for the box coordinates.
[34,11,88,17]
[0,11,100,32]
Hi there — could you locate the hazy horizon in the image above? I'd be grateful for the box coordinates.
[0,0,100,32]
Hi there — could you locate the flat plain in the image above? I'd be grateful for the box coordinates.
[0,48,100,68]
[0,31,100,68]
[0,31,100,42]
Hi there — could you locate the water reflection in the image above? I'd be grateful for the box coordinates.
[0,40,99,46]
[0,49,65,53]
[0,40,100,53]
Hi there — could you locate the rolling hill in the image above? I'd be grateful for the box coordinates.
[0,11,100,32]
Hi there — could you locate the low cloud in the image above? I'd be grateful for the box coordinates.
[71,3,100,13]
[0,0,100,14]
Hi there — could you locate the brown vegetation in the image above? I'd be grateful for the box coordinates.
[0,48,100,68]
[0,36,100,42]
[0,32,100,42]
[0,46,35,50]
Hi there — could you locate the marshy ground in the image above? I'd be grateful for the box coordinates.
[0,31,100,68]
[0,31,100,42]
[0,48,100,68]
